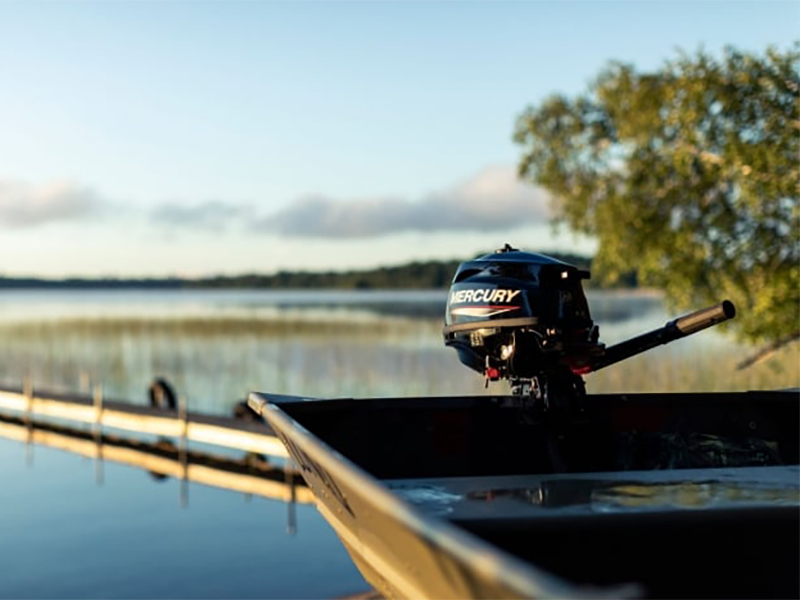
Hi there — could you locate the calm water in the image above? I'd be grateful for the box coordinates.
[0,289,797,599]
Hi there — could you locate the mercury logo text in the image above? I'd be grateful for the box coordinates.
[450,289,522,304]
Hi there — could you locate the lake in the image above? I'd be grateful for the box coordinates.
[0,289,797,598]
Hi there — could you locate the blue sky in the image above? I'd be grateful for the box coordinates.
[0,1,797,277]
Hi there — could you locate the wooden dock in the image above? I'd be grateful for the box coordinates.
[0,380,375,596]
[0,383,288,457]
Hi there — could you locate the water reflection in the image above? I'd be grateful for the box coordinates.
[0,289,449,323]
[466,475,800,512]
[390,467,800,519]
[0,411,313,518]
[0,433,368,599]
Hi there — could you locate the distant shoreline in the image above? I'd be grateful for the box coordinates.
[0,253,638,291]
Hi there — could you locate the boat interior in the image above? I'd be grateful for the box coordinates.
[275,390,800,599]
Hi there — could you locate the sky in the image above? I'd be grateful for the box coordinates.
[0,1,797,278]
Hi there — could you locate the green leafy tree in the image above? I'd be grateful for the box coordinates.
[515,45,799,347]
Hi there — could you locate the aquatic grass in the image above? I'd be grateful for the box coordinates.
[586,341,800,394]
[0,298,797,417]
[0,315,472,414]
[0,315,421,338]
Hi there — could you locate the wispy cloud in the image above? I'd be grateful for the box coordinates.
[150,201,255,232]
[258,165,551,238]
[0,165,552,240]
[0,180,104,228]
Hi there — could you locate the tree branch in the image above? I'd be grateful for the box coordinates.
[736,331,800,370]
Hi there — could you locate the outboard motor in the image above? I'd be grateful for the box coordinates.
[444,244,736,409]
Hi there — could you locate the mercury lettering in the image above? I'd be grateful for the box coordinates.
[450,289,521,304]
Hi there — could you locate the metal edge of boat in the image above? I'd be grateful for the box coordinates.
[248,391,637,600]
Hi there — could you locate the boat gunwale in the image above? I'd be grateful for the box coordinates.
[249,391,634,600]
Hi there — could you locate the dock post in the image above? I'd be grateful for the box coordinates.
[23,373,33,422]
[79,371,91,394]
[179,395,189,508]
[93,383,104,486]
[23,373,33,467]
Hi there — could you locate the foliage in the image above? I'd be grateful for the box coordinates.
[514,44,800,344]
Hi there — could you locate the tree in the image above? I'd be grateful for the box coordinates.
[514,44,799,347]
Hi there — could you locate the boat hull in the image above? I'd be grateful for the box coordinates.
[250,391,800,599]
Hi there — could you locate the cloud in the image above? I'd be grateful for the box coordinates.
[0,165,552,240]
[0,180,104,228]
[258,165,552,238]
[150,201,255,232]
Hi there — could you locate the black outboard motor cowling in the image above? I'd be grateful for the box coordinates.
[443,245,604,384]
[444,244,736,408]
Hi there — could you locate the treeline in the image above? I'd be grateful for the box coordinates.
[193,259,465,290]
[0,277,184,290]
[0,252,636,290]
